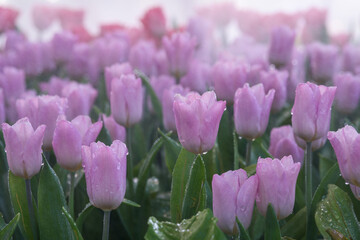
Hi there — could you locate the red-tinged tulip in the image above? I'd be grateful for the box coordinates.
[32,5,57,32]
[102,115,126,142]
[82,140,127,210]
[333,72,360,114]
[0,7,18,32]
[57,8,84,31]
[173,91,226,154]
[256,156,300,219]
[212,169,258,235]
[104,63,133,98]
[2,117,46,179]
[292,82,336,142]
[234,83,274,140]
[141,7,166,39]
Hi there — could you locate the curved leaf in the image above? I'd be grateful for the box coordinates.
[76,204,94,233]
[158,129,181,174]
[62,207,84,240]
[237,217,251,240]
[0,213,20,240]
[281,207,306,239]
[265,204,281,240]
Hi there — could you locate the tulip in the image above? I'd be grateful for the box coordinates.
[154,49,169,76]
[141,7,166,39]
[333,72,360,114]
[16,95,68,149]
[269,125,304,164]
[2,117,46,179]
[212,169,258,235]
[268,25,295,67]
[350,184,360,200]
[294,134,327,152]
[342,44,360,74]
[0,67,26,103]
[110,74,143,127]
[256,156,300,219]
[40,76,70,96]
[32,5,56,32]
[286,47,306,100]
[52,115,102,171]
[4,30,26,51]
[328,125,360,187]
[129,40,156,76]
[234,83,274,140]
[291,82,336,142]
[102,115,126,142]
[181,60,212,93]
[0,89,5,124]
[173,91,226,154]
[0,7,18,32]
[51,31,77,62]
[104,63,133,98]
[57,8,84,31]
[82,140,127,210]
[213,60,247,103]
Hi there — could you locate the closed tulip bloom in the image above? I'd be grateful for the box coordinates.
[141,7,166,39]
[256,156,301,219]
[82,140,128,211]
[212,169,258,235]
[102,115,126,142]
[110,74,143,127]
[40,76,70,96]
[2,118,46,179]
[0,67,26,103]
[51,31,77,62]
[181,60,212,93]
[268,26,295,67]
[173,91,226,154]
[343,45,360,74]
[286,47,306,100]
[32,5,56,32]
[333,72,360,114]
[269,125,304,164]
[295,134,327,151]
[350,184,360,200]
[104,63,133,98]
[16,95,68,149]
[53,115,102,171]
[260,68,288,111]
[234,83,275,140]
[213,60,247,103]
[292,82,336,142]
[328,125,360,187]
[129,40,156,76]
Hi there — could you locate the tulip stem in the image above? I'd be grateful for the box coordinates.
[25,179,38,240]
[127,127,134,197]
[245,140,252,166]
[305,141,312,237]
[102,210,111,240]
[69,171,75,218]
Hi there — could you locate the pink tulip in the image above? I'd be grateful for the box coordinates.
[102,115,126,142]
[129,40,156,76]
[268,25,295,67]
[333,72,360,114]
[141,7,166,39]
[32,5,57,32]
[350,184,360,200]
[181,60,212,94]
[51,31,77,62]
[105,63,133,98]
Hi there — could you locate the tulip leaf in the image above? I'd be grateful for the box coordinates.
[0,213,5,229]
[217,109,234,172]
[38,160,73,240]
[123,198,141,208]
[76,203,94,233]
[315,184,360,240]
[236,217,251,240]
[265,204,281,240]
[8,171,37,239]
[0,140,12,223]
[253,138,273,158]
[96,124,112,146]
[62,207,84,240]
[145,209,227,240]
[135,69,162,120]
[170,148,196,222]
[0,213,20,240]
[158,129,181,174]
[281,207,306,239]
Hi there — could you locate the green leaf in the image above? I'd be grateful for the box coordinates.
[253,138,273,158]
[281,207,306,239]
[76,204,94,233]
[170,148,196,222]
[8,171,36,239]
[145,209,227,240]
[38,159,73,240]
[96,123,112,146]
[233,131,245,169]
[135,69,162,120]
[158,129,181,174]
[265,204,281,240]
[0,140,12,223]
[0,213,5,229]
[244,164,257,176]
[236,217,251,240]
[217,110,234,172]
[123,198,141,208]
[0,213,20,240]
[315,184,360,240]
[62,207,84,240]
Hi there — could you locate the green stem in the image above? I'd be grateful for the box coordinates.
[127,126,134,198]
[25,179,38,240]
[102,211,111,240]
[305,141,312,238]
[245,140,252,166]
[69,172,75,218]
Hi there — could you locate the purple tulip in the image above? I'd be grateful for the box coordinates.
[129,40,156,76]
[162,84,190,131]
[162,32,197,79]
[342,44,360,74]
[2,117,46,179]
[40,76,70,96]
[0,89,5,124]
[292,82,336,142]
[268,26,295,67]
[328,125,360,187]
[53,115,102,171]
[260,68,288,111]
[234,83,274,140]
[110,74,143,127]
[256,156,301,219]
[308,42,338,83]
[51,31,77,62]
[82,140,128,210]
[286,47,306,100]
[0,67,26,103]
[212,169,258,235]
[269,125,304,164]
[4,30,26,51]
[102,115,126,142]
[213,60,247,103]
[180,60,212,93]
[150,75,176,100]
[16,95,68,149]
[173,91,226,154]
[333,72,360,114]
[295,134,327,151]
[104,62,133,98]
[350,184,360,200]
[154,49,169,76]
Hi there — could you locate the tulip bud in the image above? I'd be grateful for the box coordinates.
[256,156,300,219]
[0,67,26,103]
[2,117,46,179]
[342,44,360,74]
[328,125,360,187]
[269,125,304,164]
[212,169,258,235]
[82,140,127,211]
[32,5,56,32]
[141,7,166,39]
[234,83,274,140]
[53,115,102,171]
[40,76,70,96]
[173,91,226,154]
[104,63,133,99]
[102,115,126,142]
[129,40,156,76]
[268,26,295,67]
[181,60,212,93]
[51,31,77,62]
[292,82,336,142]
[333,72,360,114]
[110,74,143,127]
[286,47,306,100]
